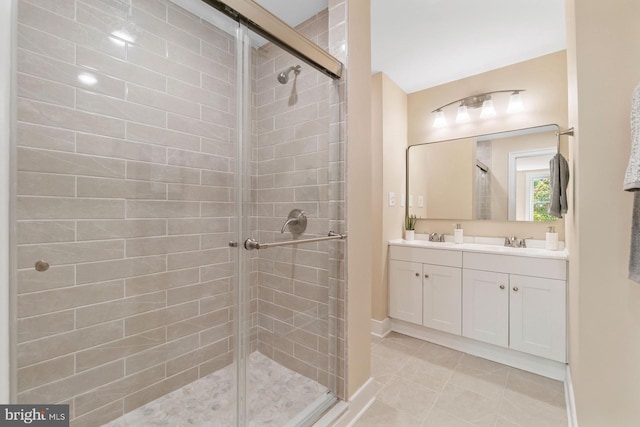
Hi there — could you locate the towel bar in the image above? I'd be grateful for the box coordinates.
[244,231,347,250]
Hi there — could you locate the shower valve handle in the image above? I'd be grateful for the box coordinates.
[281,209,307,234]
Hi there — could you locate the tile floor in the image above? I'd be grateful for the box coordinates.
[104,352,327,426]
[354,332,568,427]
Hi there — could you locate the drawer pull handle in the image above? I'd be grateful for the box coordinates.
[499,284,505,290]
[425,274,429,279]
[415,272,419,277]
[513,286,519,292]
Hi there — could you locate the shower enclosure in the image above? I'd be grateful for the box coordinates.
[10,0,346,425]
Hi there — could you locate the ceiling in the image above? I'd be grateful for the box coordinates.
[254,0,566,94]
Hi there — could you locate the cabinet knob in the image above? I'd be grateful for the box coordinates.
[513,286,519,292]
[415,272,420,277]
[499,284,505,290]
[424,274,429,279]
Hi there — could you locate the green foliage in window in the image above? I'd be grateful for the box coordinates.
[533,177,555,222]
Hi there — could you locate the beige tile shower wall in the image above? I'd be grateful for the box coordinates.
[16,0,237,424]
[251,9,345,394]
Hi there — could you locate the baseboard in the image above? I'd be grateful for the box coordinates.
[329,377,376,427]
[391,319,566,381]
[370,317,391,337]
[565,365,578,427]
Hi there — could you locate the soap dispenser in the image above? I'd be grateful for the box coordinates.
[545,226,559,250]
[453,223,464,244]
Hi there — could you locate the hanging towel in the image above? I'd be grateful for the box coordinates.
[548,152,569,218]
[627,83,640,283]
[624,83,640,190]
[630,193,640,282]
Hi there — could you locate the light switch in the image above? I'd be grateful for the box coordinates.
[418,195,424,208]
[409,195,413,207]
[388,191,396,207]
[400,193,406,207]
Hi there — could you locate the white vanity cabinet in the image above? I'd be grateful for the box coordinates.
[387,241,569,374]
[388,260,423,324]
[509,274,566,362]
[422,264,461,335]
[462,269,509,347]
[463,252,567,363]
[389,246,462,335]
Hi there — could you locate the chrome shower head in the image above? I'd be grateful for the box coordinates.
[277,65,301,84]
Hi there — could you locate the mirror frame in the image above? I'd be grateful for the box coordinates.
[405,123,561,221]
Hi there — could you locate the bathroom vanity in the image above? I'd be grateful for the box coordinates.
[388,239,568,379]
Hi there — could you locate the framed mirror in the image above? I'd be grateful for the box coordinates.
[407,124,561,222]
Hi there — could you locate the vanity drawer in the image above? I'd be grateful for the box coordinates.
[463,252,566,280]
[389,245,462,267]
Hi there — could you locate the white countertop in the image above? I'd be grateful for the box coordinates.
[389,238,569,260]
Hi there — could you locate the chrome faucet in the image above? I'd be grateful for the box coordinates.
[504,236,533,248]
[429,232,444,242]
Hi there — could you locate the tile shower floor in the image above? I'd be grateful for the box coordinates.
[103,352,327,427]
[355,332,568,427]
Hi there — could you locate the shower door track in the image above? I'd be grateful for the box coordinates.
[200,0,343,80]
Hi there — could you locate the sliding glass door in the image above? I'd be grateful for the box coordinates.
[12,0,343,425]
[237,22,345,425]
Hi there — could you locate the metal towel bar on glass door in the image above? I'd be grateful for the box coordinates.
[244,231,347,250]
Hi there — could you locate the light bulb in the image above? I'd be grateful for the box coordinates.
[480,99,496,118]
[507,91,524,113]
[433,110,447,128]
[456,105,470,123]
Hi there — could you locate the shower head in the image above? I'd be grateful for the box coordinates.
[277,65,301,84]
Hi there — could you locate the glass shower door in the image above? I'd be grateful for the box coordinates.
[235,21,344,426]
[14,0,242,425]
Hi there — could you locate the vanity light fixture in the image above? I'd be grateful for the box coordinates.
[506,90,524,113]
[456,105,470,123]
[479,98,496,118]
[433,110,447,128]
[432,89,525,127]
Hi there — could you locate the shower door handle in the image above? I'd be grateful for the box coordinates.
[243,231,347,250]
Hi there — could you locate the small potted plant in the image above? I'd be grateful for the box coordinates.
[405,214,417,241]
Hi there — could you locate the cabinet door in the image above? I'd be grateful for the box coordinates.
[423,264,462,335]
[510,275,566,362]
[389,260,423,324]
[462,269,509,347]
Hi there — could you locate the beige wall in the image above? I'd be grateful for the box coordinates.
[566,1,640,425]
[343,0,373,397]
[371,73,407,321]
[371,73,384,322]
[422,138,475,219]
[407,51,568,241]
